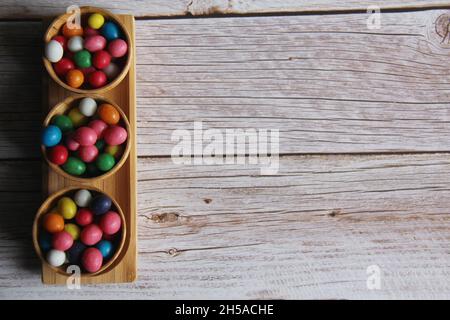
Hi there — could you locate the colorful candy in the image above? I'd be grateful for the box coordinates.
[73,189,92,207]
[80,224,103,245]
[52,231,74,251]
[45,13,128,89]
[75,208,94,226]
[39,190,122,273]
[43,99,127,177]
[66,69,84,88]
[45,40,64,63]
[41,125,62,147]
[57,197,77,219]
[90,195,112,215]
[47,249,66,267]
[43,213,65,233]
[48,145,68,165]
[82,247,103,273]
[99,211,121,235]
[78,97,97,117]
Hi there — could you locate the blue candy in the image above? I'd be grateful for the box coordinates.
[90,195,112,215]
[96,240,114,259]
[67,241,86,264]
[41,125,62,147]
[101,22,120,41]
[38,232,52,252]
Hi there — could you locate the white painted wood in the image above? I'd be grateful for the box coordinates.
[0,155,450,299]
[3,10,450,158]
[0,0,449,18]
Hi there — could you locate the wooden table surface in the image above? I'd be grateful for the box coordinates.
[1,0,450,299]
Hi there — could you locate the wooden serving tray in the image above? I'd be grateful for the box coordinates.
[41,15,137,284]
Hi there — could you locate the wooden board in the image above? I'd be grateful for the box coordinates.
[41,15,137,284]
[1,0,450,18]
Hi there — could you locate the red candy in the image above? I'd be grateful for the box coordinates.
[108,39,128,58]
[78,145,99,163]
[88,120,108,139]
[99,211,122,235]
[103,125,127,146]
[73,126,97,146]
[92,50,111,69]
[80,224,103,246]
[52,231,74,251]
[48,145,68,165]
[84,27,99,37]
[82,247,103,273]
[88,70,107,88]
[53,58,75,76]
[76,208,94,226]
[52,35,67,51]
[80,66,96,76]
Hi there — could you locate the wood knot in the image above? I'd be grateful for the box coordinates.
[151,212,179,223]
[168,248,180,257]
[203,198,212,204]
[329,209,342,217]
[428,13,450,49]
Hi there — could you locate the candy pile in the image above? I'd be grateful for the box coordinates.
[44,12,128,89]
[39,189,122,273]
[41,97,128,177]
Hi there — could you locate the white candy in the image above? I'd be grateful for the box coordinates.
[47,249,66,267]
[68,36,84,52]
[103,62,120,80]
[73,189,92,207]
[78,98,97,117]
[45,40,63,63]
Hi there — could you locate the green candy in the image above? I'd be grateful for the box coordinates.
[96,153,115,172]
[95,139,106,152]
[51,115,73,133]
[74,50,91,68]
[62,157,86,176]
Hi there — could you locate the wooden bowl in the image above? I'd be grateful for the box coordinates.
[43,6,132,94]
[42,95,131,182]
[32,186,127,277]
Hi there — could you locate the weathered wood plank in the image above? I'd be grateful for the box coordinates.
[1,154,450,299]
[3,10,450,158]
[0,0,449,18]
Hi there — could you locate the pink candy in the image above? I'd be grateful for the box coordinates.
[78,145,99,163]
[80,224,103,246]
[108,39,128,58]
[82,247,103,273]
[52,231,73,251]
[103,125,127,146]
[73,126,97,146]
[84,35,106,52]
[88,120,108,139]
[99,211,122,235]
[66,136,80,151]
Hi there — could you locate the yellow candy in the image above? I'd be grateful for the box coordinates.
[68,108,87,127]
[105,145,123,158]
[64,223,80,240]
[88,13,105,30]
[57,197,77,219]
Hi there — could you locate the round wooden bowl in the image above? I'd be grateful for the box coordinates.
[43,6,132,94]
[42,95,131,182]
[32,186,127,277]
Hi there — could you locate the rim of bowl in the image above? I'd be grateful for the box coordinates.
[43,6,132,94]
[41,94,131,182]
[32,186,127,277]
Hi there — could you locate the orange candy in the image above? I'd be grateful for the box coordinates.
[43,213,64,233]
[62,23,83,37]
[98,104,120,125]
[66,69,84,88]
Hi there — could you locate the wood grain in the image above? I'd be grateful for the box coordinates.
[1,154,450,299]
[3,10,450,158]
[1,0,450,18]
